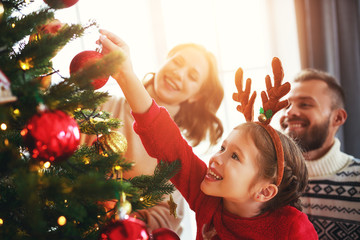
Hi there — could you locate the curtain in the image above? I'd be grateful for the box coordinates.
[294,0,360,158]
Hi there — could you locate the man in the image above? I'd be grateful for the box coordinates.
[280,68,360,239]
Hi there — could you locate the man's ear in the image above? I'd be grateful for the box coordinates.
[254,184,278,202]
[332,108,347,127]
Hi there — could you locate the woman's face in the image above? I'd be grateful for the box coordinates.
[153,47,209,106]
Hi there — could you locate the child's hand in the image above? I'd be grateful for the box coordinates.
[97,29,152,114]
[232,67,257,122]
[98,29,136,83]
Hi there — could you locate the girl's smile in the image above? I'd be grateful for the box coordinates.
[204,168,223,181]
[200,128,260,202]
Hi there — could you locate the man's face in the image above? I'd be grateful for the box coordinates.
[280,80,334,152]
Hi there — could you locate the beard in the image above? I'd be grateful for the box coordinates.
[288,118,330,152]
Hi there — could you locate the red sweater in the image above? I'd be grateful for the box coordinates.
[132,101,318,240]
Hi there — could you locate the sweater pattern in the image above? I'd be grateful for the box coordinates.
[301,139,360,239]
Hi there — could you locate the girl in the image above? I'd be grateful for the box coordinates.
[99,31,318,239]
[88,30,224,235]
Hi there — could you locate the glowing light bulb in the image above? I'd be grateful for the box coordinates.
[84,157,90,164]
[0,218,3,225]
[19,58,33,70]
[43,161,51,169]
[20,129,27,136]
[13,109,20,116]
[0,123,7,130]
[0,4,4,16]
[57,216,66,226]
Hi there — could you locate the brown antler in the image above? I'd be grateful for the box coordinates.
[232,67,257,122]
[259,57,290,124]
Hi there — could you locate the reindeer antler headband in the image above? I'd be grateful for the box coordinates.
[232,57,291,186]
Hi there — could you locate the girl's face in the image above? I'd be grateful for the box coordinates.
[200,128,261,203]
[153,47,209,106]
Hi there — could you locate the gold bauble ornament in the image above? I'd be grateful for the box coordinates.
[258,114,267,123]
[35,74,52,90]
[98,130,128,155]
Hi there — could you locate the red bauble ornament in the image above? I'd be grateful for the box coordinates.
[29,19,65,57]
[22,110,80,162]
[43,0,79,9]
[70,50,110,90]
[39,19,64,35]
[151,228,180,240]
[99,217,150,240]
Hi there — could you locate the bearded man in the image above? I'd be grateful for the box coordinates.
[280,69,360,240]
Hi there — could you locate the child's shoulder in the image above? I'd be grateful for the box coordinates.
[274,205,307,219]
[274,206,318,238]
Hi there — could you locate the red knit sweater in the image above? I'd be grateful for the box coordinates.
[132,101,318,240]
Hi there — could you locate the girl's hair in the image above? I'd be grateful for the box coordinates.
[144,43,224,147]
[238,122,308,213]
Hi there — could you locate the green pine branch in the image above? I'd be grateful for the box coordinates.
[0,2,182,239]
[129,160,181,210]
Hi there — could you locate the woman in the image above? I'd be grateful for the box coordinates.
[84,29,224,236]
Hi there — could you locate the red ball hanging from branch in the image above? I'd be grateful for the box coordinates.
[99,217,150,240]
[22,109,80,162]
[29,19,65,43]
[69,50,110,90]
[43,0,79,9]
[152,228,180,240]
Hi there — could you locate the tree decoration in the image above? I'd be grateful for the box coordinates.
[152,228,180,240]
[167,194,178,218]
[22,109,80,162]
[70,50,110,90]
[0,1,4,23]
[99,217,150,240]
[29,19,65,43]
[35,73,52,90]
[0,70,17,104]
[43,0,79,9]
[119,192,132,219]
[0,2,180,238]
[19,57,34,70]
[97,130,128,155]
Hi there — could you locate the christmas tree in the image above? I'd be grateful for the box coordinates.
[0,1,180,239]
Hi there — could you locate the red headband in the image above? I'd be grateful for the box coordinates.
[232,57,290,186]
